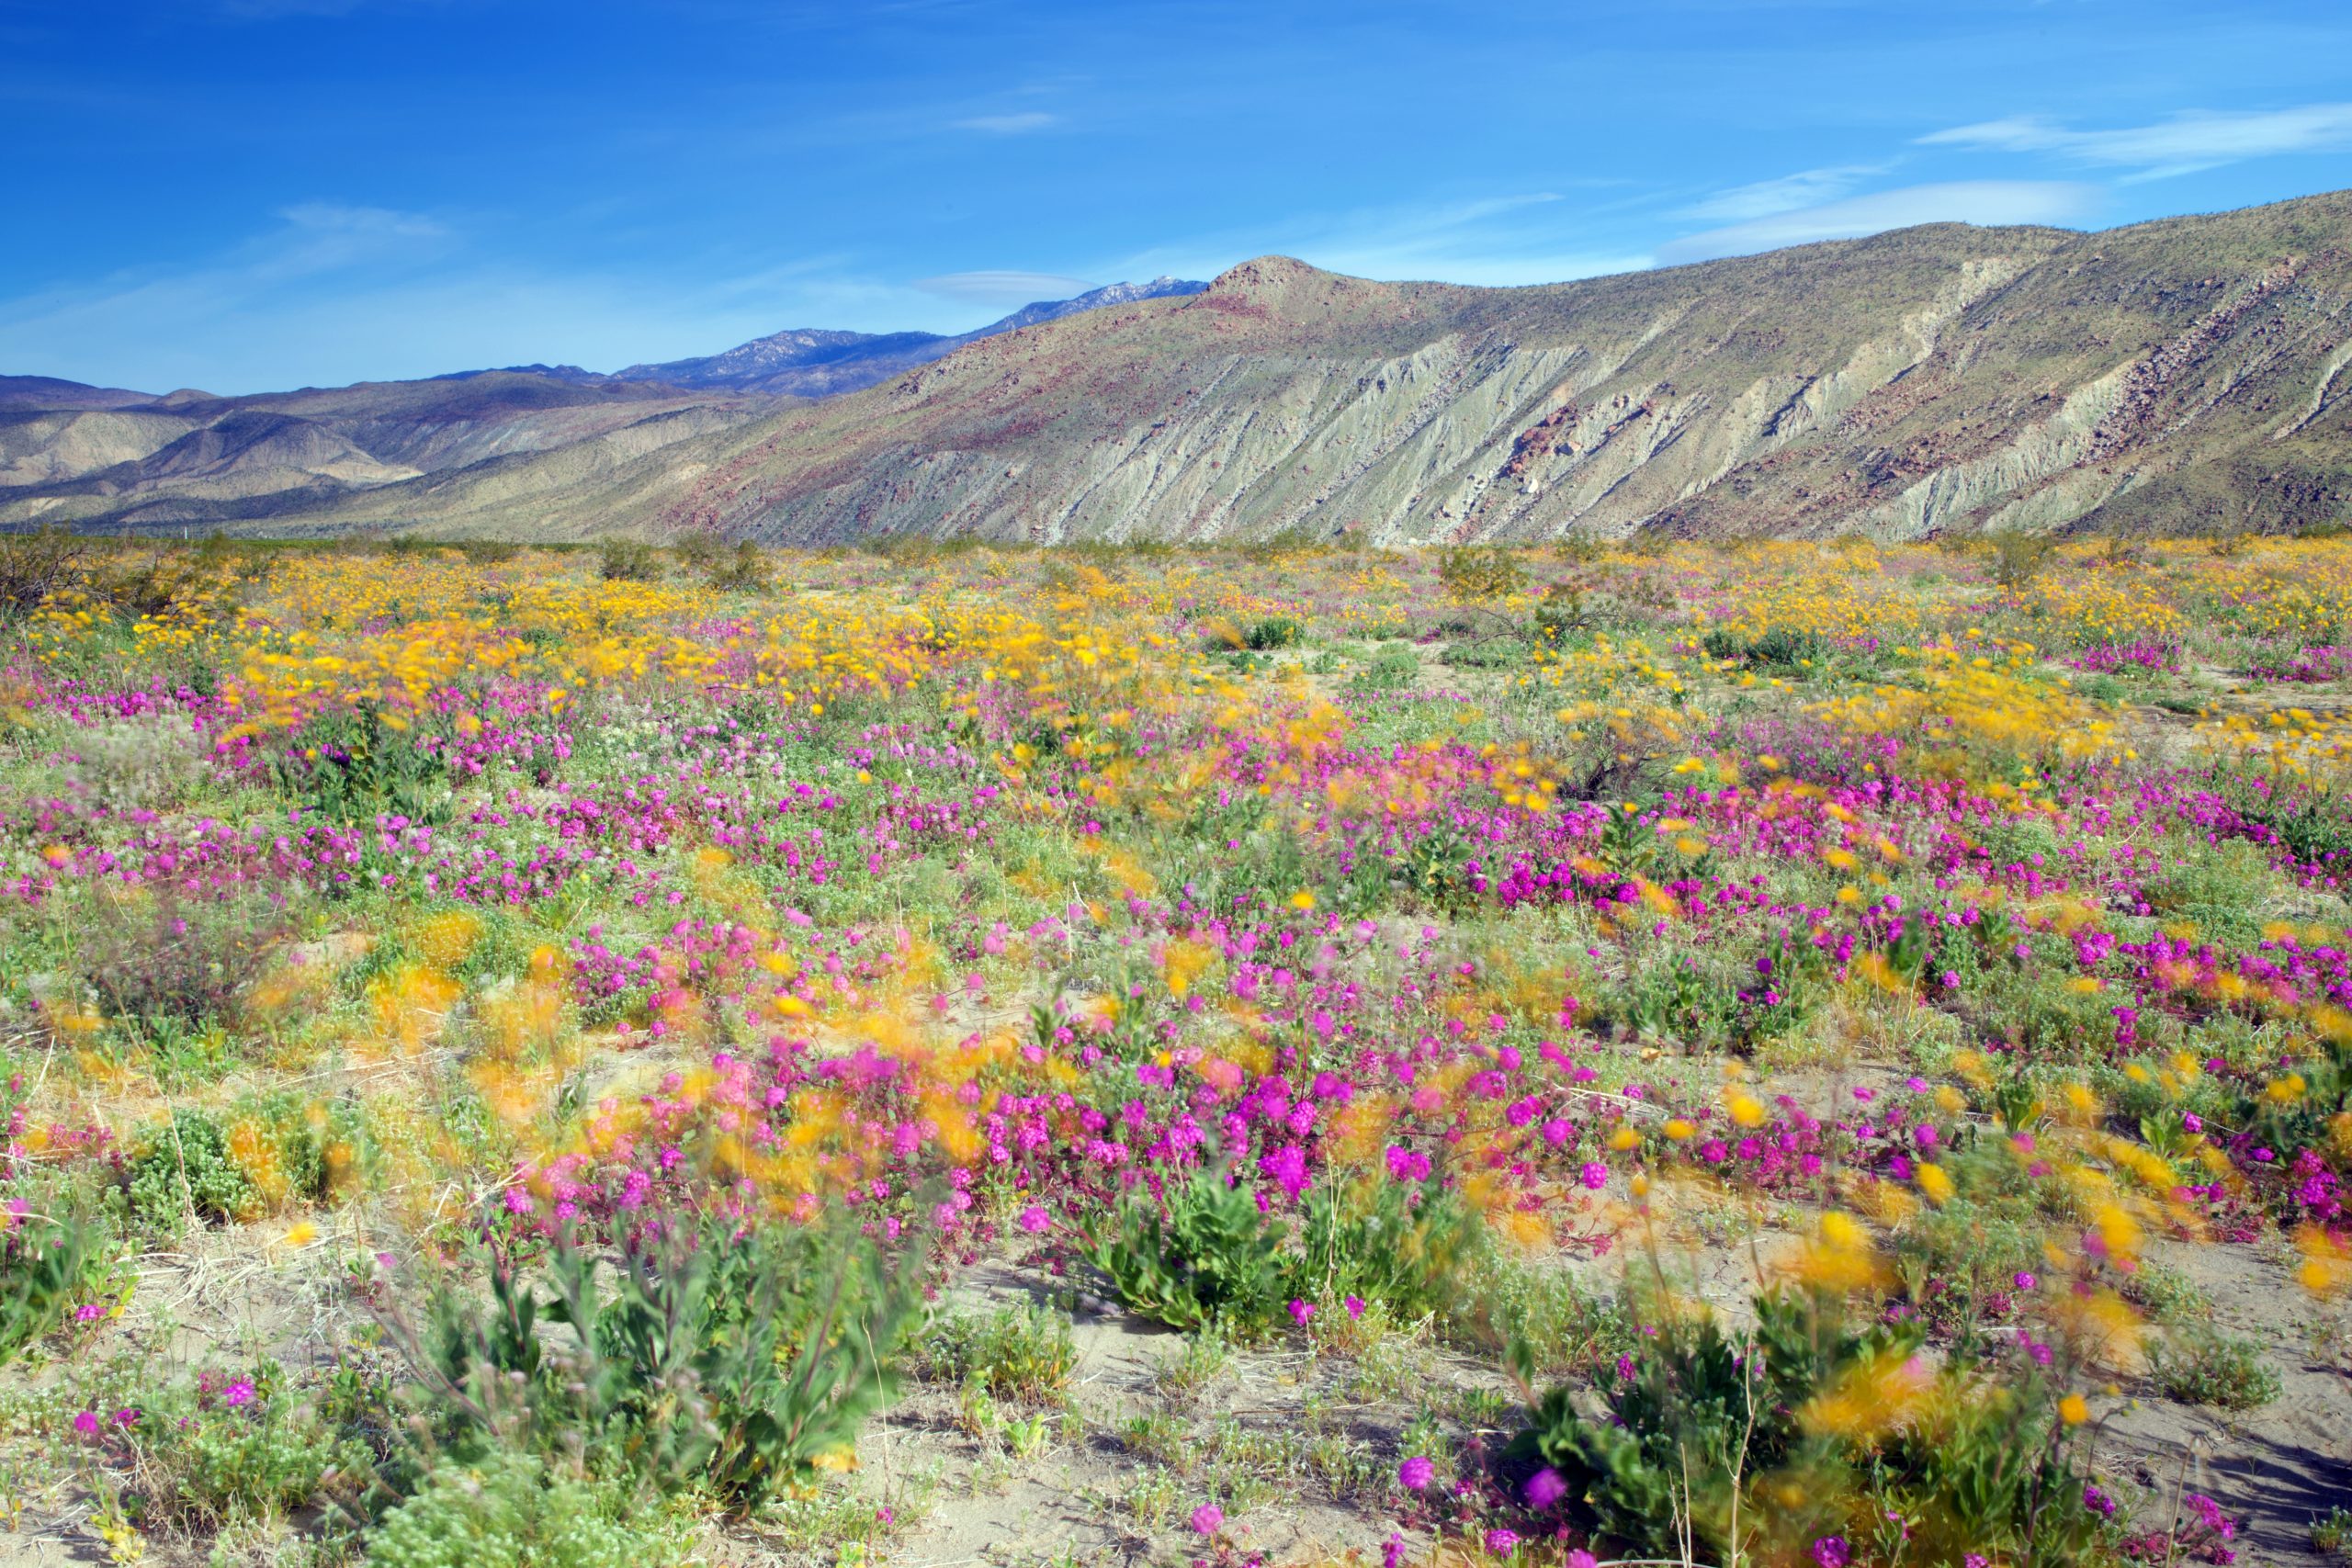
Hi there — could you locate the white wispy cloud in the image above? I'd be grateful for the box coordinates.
[913,270,1093,305]
[1920,103,2352,180]
[1680,164,1886,222]
[951,111,1059,134]
[1659,180,2101,264]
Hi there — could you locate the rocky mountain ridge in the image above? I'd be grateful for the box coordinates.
[292,191,2346,546]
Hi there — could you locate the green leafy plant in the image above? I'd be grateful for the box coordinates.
[1242,615,1306,650]
[596,539,662,581]
[0,1213,101,1362]
[365,1450,681,1568]
[1512,1282,2109,1568]
[1292,1177,1483,1321]
[273,702,451,827]
[1088,1162,1290,1336]
[2312,1503,2352,1558]
[2148,1327,2281,1411]
[125,1108,256,1231]
[919,1300,1078,1401]
[396,1206,929,1510]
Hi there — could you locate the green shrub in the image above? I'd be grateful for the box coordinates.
[401,1207,927,1507]
[367,1450,679,1568]
[1352,643,1419,693]
[272,702,453,828]
[1293,1177,1483,1321]
[126,1109,255,1231]
[709,540,771,591]
[595,539,662,581]
[1702,624,1830,671]
[1437,546,1525,604]
[1242,615,1305,650]
[1456,1258,1631,1375]
[2149,1328,2281,1411]
[2312,1504,2352,1557]
[1513,1283,2109,1568]
[919,1300,1078,1401]
[124,1371,376,1529]
[0,1213,102,1363]
[1088,1163,1290,1337]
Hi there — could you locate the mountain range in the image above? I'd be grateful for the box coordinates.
[0,277,1206,532]
[6,192,2349,542]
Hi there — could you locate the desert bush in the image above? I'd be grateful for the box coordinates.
[1437,545,1525,604]
[918,1300,1078,1401]
[1089,1162,1291,1337]
[1293,1177,1483,1321]
[1513,1281,2111,1567]
[397,1206,927,1508]
[366,1450,680,1568]
[61,716,210,813]
[595,539,662,581]
[1988,529,2059,589]
[115,1366,376,1530]
[1456,1258,1632,1375]
[0,525,88,616]
[1702,624,1830,671]
[2149,1328,2281,1411]
[1242,615,1305,650]
[708,540,771,591]
[75,890,289,1038]
[0,1213,103,1363]
[273,702,451,826]
[1351,643,1419,693]
[124,1109,256,1230]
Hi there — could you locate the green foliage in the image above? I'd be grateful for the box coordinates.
[1088,1163,1290,1336]
[2312,1504,2352,1557]
[1436,546,1526,604]
[126,1108,255,1231]
[919,1300,1078,1401]
[1293,1177,1483,1321]
[124,1372,376,1529]
[1242,615,1306,650]
[1514,1283,2109,1568]
[403,1207,928,1508]
[2148,1327,2281,1411]
[366,1450,679,1568]
[0,1213,100,1363]
[1702,624,1830,671]
[274,702,452,827]
[595,539,662,581]
[1459,1258,1632,1376]
[1351,643,1419,693]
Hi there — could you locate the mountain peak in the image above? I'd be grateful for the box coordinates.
[1200,255,1389,313]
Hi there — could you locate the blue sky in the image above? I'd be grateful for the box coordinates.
[4,0,2349,393]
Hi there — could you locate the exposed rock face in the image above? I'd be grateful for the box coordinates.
[312,191,2346,545]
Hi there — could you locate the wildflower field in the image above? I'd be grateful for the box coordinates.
[2,530,2350,1568]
